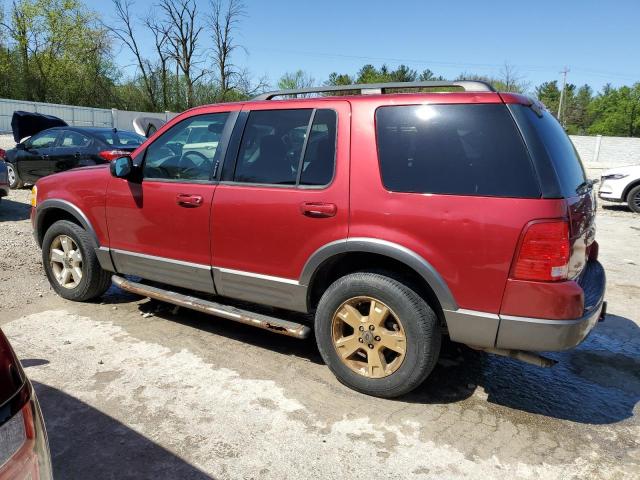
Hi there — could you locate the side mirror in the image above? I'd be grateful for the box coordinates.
[110,155,133,179]
[16,143,26,151]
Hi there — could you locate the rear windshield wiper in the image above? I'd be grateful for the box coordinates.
[576,179,598,195]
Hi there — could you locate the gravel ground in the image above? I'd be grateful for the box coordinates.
[0,133,14,150]
[0,161,639,479]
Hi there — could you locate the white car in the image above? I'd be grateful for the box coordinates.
[598,165,640,213]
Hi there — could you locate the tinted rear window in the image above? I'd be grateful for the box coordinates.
[512,105,586,197]
[375,104,540,198]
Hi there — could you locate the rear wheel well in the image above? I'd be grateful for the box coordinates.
[307,252,446,327]
[38,209,84,246]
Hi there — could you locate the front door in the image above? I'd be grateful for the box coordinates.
[16,129,61,182]
[105,107,237,294]
[211,101,350,312]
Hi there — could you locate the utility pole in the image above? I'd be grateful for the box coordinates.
[557,66,570,126]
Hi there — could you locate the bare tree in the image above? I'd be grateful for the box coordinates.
[110,0,158,108]
[159,0,204,108]
[277,70,315,97]
[144,12,171,110]
[209,0,246,101]
[499,62,530,93]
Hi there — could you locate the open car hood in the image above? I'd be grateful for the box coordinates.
[11,111,68,143]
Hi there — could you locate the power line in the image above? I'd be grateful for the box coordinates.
[246,46,639,81]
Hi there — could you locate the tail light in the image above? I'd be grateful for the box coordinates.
[512,220,570,282]
[98,150,130,161]
[0,149,6,160]
[0,397,52,479]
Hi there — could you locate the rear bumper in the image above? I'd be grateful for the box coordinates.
[495,300,605,351]
[445,260,606,352]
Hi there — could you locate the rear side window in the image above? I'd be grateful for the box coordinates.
[300,109,336,186]
[233,108,336,187]
[375,104,540,198]
[60,131,91,147]
[512,106,586,197]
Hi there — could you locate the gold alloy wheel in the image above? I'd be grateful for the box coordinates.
[49,235,83,289]
[331,296,407,378]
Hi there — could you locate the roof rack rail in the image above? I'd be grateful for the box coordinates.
[253,80,495,100]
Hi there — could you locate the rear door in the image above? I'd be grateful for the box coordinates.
[211,101,350,312]
[106,106,238,293]
[56,130,94,170]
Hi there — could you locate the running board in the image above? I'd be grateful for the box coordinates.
[112,275,311,339]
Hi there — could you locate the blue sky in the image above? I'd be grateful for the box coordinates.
[87,0,640,93]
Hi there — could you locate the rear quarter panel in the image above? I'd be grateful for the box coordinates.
[349,96,568,313]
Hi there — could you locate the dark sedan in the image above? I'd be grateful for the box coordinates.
[5,126,145,189]
[0,158,9,202]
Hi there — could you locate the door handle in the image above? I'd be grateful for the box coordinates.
[300,202,337,218]
[42,154,49,160]
[176,193,204,207]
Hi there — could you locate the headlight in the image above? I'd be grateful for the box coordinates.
[30,186,37,207]
[601,173,628,180]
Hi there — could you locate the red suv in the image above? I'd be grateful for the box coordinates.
[31,81,606,398]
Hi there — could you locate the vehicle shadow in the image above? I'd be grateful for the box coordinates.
[28,379,214,480]
[0,197,31,221]
[109,286,639,425]
[601,204,632,213]
[406,313,640,425]
[134,297,324,366]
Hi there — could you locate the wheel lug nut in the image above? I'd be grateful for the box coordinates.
[358,338,364,343]
[368,344,374,349]
[369,325,375,331]
[375,336,381,341]
[359,326,364,331]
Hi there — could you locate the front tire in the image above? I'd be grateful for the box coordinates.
[315,273,441,398]
[6,163,23,189]
[42,220,111,301]
[627,185,640,214]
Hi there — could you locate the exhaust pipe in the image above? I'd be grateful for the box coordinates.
[474,347,557,368]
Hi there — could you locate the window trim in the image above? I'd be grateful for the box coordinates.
[222,107,338,190]
[374,103,542,199]
[140,111,237,184]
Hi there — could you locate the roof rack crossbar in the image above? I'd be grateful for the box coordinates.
[253,80,495,100]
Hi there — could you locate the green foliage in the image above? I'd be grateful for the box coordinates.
[535,81,561,115]
[1,0,120,106]
[278,70,315,90]
[587,84,640,137]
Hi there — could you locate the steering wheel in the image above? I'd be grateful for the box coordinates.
[178,150,211,179]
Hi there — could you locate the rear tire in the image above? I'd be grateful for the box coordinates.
[627,185,640,214]
[6,163,23,189]
[42,220,111,301]
[315,272,441,398]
